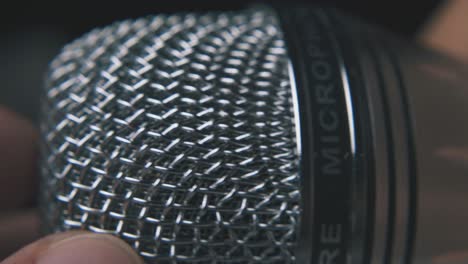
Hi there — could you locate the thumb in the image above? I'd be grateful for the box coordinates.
[1,231,143,264]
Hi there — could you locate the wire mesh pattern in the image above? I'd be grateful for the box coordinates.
[40,8,300,263]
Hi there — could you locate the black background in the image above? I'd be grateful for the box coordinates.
[0,0,442,122]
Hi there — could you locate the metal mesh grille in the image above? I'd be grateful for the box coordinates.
[40,8,300,263]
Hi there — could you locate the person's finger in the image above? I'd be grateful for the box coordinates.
[0,106,38,210]
[1,231,143,264]
[0,209,40,259]
[419,0,468,62]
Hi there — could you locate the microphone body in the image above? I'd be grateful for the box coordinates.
[39,5,468,264]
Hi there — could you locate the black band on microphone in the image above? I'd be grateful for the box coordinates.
[275,7,367,264]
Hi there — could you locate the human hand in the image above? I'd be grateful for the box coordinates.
[0,108,142,264]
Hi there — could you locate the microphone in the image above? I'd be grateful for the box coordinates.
[39,5,468,264]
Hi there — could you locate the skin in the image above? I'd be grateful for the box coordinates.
[1,1,467,263]
[419,0,468,63]
[0,109,143,264]
[418,2,468,262]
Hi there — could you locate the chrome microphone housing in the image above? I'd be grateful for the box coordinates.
[39,5,468,264]
[40,8,301,263]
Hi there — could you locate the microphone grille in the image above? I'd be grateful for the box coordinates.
[40,8,301,263]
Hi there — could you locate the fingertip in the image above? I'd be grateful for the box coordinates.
[2,232,143,264]
[0,209,40,259]
[0,106,38,210]
[419,0,468,62]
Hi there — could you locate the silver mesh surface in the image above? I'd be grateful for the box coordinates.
[40,8,301,263]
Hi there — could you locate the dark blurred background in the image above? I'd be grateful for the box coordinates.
[0,0,442,123]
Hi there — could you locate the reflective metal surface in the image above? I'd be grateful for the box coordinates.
[39,9,301,263]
